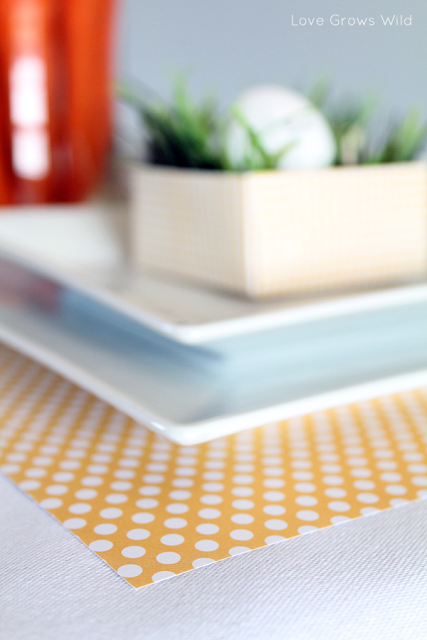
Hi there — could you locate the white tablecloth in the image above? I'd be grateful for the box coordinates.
[1,473,427,639]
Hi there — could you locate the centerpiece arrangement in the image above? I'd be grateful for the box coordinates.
[120,77,427,298]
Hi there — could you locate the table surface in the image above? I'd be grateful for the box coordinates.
[2,471,427,640]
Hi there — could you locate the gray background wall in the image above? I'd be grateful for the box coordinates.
[116,0,427,115]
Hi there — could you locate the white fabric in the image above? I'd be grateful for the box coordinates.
[1,473,427,639]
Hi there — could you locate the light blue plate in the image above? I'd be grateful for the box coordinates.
[0,255,427,444]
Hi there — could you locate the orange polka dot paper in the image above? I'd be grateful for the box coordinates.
[1,344,427,589]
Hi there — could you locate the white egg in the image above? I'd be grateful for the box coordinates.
[226,85,336,170]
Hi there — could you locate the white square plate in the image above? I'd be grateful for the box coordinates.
[0,201,427,444]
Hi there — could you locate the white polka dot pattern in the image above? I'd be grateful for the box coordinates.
[0,346,427,589]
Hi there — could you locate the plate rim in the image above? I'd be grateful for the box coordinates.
[1,224,427,345]
[1,318,427,445]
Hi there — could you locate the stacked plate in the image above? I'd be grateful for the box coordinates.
[0,200,427,444]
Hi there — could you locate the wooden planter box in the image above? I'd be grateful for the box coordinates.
[129,162,427,298]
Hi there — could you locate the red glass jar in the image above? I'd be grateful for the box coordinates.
[0,0,116,204]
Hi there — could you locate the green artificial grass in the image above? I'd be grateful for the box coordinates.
[117,76,300,172]
[308,77,427,166]
[118,75,427,171]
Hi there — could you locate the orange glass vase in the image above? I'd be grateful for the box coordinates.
[0,0,117,204]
